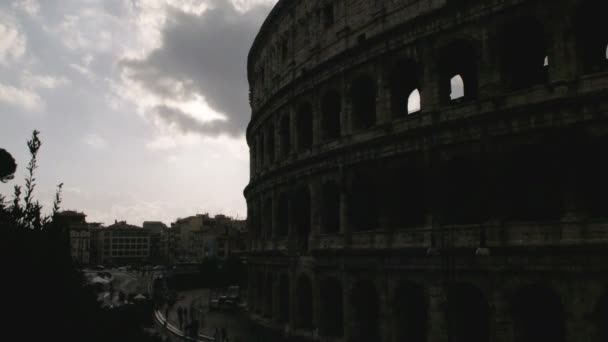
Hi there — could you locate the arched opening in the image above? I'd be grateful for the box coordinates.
[389,59,421,116]
[278,274,290,324]
[498,143,563,221]
[350,280,380,342]
[350,75,377,130]
[450,75,465,100]
[264,274,273,318]
[501,17,548,90]
[321,90,341,140]
[584,136,608,218]
[263,198,273,240]
[296,103,313,151]
[594,291,608,342]
[294,186,311,251]
[321,181,340,234]
[320,277,343,337]
[447,283,489,342]
[394,282,427,342]
[280,115,291,158]
[277,193,289,238]
[296,274,313,330]
[441,157,484,224]
[575,1,608,73]
[408,89,421,114]
[349,169,377,232]
[266,124,275,164]
[439,40,477,103]
[511,285,565,342]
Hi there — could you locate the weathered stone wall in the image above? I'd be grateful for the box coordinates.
[245,0,608,341]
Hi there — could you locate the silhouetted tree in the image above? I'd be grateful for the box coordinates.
[0,148,16,183]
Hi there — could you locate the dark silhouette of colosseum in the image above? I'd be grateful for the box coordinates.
[244,1,608,341]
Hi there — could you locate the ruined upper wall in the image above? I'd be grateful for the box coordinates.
[247,0,453,114]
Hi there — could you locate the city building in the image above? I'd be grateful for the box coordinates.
[244,1,608,341]
[54,211,91,266]
[143,221,168,264]
[91,221,151,266]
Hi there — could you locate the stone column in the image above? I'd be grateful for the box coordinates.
[491,290,515,342]
[341,74,353,136]
[420,40,441,112]
[312,91,323,146]
[339,171,351,247]
[310,178,322,249]
[376,59,393,125]
[428,283,448,342]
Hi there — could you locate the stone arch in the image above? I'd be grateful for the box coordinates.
[293,186,311,251]
[277,192,289,238]
[321,180,340,234]
[394,281,427,342]
[439,39,478,103]
[593,290,608,342]
[348,168,377,232]
[350,75,377,130]
[278,274,290,324]
[296,274,313,330]
[447,283,490,342]
[280,114,291,157]
[264,273,274,318]
[575,0,608,73]
[350,279,380,342]
[321,90,341,140]
[296,102,313,151]
[440,156,484,225]
[319,276,344,337]
[500,16,548,90]
[389,59,421,116]
[511,284,565,342]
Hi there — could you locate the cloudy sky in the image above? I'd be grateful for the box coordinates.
[0,0,276,225]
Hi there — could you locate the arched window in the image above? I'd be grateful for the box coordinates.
[501,17,548,90]
[321,90,341,140]
[350,75,376,130]
[296,275,313,329]
[439,40,478,103]
[294,186,311,251]
[296,103,313,151]
[320,277,344,337]
[321,181,340,234]
[277,193,289,238]
[395,282,427,342]
[447,284,489,342]
[407,89,421,114]
[278,275,290,324]
[512,285,565,342]
[389,59,421,116]
[575,1,608,73]
[280,115,291,157]
[350,280,379,342]
[450,75,465,100]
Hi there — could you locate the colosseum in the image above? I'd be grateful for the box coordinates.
[244,0,608,341]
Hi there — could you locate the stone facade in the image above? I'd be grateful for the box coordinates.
[245,0,608,341]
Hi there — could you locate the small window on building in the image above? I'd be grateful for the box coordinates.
[544,56,549,67]
[407,89,421,114]
[323,4,334,28]
[450,75,465,100]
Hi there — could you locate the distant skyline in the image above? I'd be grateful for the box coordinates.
[0,0,277,225]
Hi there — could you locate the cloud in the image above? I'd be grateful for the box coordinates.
[12,0,40,16]
[85,134,107,149]
[119,0,273,138]
[21,71,70,89]
[0,82,43,111]
[0,19,26,65]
